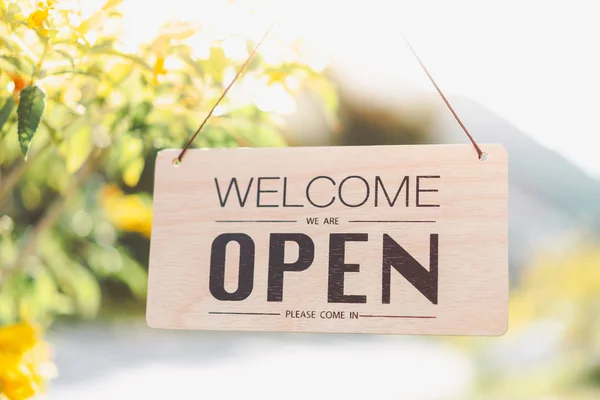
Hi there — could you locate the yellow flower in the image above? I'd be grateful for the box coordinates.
[26,0,56,36]
[266,70,287,86]
[100,185,153,237]
[26,9,48,30]
[35,0,56,9]
[152,56,167,84]
[0,322,56,400]
[0,324,37,354]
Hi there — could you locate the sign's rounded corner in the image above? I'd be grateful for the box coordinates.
[494,318,509,337]
[146,314,166,330]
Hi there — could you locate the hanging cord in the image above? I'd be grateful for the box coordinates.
[400,33,484,160]
[175,24,484,163]
[175,24,276,164]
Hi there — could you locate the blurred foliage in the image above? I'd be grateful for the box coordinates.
[460,239,600,399]
[335,88,434,147]
[0,0,337,326]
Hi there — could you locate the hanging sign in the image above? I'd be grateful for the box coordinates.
[147,144,508,335]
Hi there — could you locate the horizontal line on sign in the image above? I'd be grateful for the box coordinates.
[348,220,437,223]
[215,220,297,223]
[359,315,436,319]
[209,311,281,316]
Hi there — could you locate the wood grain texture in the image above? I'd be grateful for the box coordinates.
[147,144,508,335]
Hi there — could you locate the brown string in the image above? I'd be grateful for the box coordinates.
[400,33,484,159]
[175,24,276,164]
[176,25,484,163]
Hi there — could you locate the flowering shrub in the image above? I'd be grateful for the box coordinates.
[0,0,335,324]
[0,1,336,396]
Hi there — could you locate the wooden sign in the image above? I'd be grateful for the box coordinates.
[147,144,508,335]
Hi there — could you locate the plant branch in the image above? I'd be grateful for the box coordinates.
[31,38,51,84]
[0,147,107,284]
[0,138,53,208]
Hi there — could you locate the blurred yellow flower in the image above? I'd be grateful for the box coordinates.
[35,1,56,8]
[26,9,48,30]
[153,57,167,84]
[266,70,287,86]
[99,185,152,238]
[26,0,56,36]
[0,322,56,400]
[35,0,58,9]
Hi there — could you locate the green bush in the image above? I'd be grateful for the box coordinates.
[0,0,336,325]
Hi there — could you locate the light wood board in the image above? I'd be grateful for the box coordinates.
[147,144,508,335]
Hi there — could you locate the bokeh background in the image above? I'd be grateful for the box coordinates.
[1,0,599,399]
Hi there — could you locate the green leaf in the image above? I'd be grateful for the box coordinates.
[122,156,144,187]
[85,45,153,72]
[66,261,101,319]
[4,2,24,30]
[204,46,228,83]
[17,85,46,159]
[65,126,92,173]
[0,55,24,75]
[0,97,16,132]
[58,118,92,172]
[54,49,76,70]
[0,55,35,76]
[0,53,35,76]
